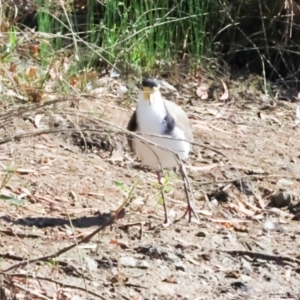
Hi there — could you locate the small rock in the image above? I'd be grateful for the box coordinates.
[118,85,128,94]
[98,259,114,269]
[231,281,253,293]
[164,252,181,262]
[277,178,294,186]
[292,213,300,221]
[160,80,177,91]
[289,201,300,214]
[260,94,270,102]
[233,180,253,195]
[196,231,207,237]
[240,274,251,282]
[83,256,98,272]
[210,199,218,206]
[138,260,149,269]
[263,219,276,231]
[209,190,229,202]
[241,259,252,273]
[119,256,137,268]
[70,296,83,300]
[271,191,291,208]
[110,68,120,78]
[148,246,162,258]
[175,262,187,272]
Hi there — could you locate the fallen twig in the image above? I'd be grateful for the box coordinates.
[2,274,109,300]
[3,278,52,300]
[195,174,300,185]
[222,250,300,266]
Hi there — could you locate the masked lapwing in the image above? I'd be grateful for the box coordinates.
[127,78,199,224]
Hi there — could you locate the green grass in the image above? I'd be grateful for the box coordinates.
[100,0,218,69]
[2,0,300,86]
[21,0,221,73]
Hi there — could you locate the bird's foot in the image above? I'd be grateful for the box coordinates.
[162,219,172,227]
[175,204,199,223]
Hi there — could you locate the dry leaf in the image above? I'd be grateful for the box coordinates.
[16,168,36,174]
[163,275,177,283]
[34,114,44,128]
[9,63,17,72]
[188,163,219,171]
[196,84,208,99]
[258,112,267,120]
[160,80,177,91]
[109,239,128,249]
[30,44,39,57]
[253,192,265,209]
[231,223,248,232]
[185,253,201,266]
[107,149,123,162]
[5,89,25,100]
[197,210,213,216]
[27,67,37,78]
[27,89,42,103]
[225,271,240,279]
[222,222,232,229]
[219,80,229,100]
[229,203,255,216]
[285,268,291,282]
[210,219,252,223]
[69,75,79,86]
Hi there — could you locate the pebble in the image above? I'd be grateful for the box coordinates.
[165,252,181,262]
[175,262,187,272]
[271,191,291,207]
[196,231,207,237]
[277,178,294,186]
[83,256,98,272]
[119,256,137,268]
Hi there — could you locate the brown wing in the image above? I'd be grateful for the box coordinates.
[164,99,193,142]
[127,110,138,152]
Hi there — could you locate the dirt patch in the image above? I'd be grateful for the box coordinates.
[0,78,300,299]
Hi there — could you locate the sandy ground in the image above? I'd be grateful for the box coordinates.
[0,76,300,299]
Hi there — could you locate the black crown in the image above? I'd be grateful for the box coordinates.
[142,78,159,88]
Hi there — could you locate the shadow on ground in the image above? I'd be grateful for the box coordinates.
[1,212,113,228]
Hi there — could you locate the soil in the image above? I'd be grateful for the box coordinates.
[0,76,300,300]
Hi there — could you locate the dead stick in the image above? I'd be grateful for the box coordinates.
[1,274,108,300]
[222,250,300,265]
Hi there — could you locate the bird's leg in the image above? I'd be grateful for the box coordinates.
[156,170,169,225]
[177,163,199,223]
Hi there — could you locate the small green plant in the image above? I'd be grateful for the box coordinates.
[151,171,174,205]
[114,180,138,202]
[113,180,139,218]
[46,258,60,275]
[47,258,59,267]
[0,162,23,205]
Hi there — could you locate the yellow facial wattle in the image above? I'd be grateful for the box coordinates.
[142,86,159,103]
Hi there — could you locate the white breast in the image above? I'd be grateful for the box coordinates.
[133,91,191,170]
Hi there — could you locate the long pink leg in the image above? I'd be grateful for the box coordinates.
[176,164,199,222]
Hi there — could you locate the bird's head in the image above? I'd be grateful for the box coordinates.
[140,79,161,104]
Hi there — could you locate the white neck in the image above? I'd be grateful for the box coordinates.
[136,90,167,133]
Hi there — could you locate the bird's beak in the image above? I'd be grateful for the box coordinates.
[142,87,159,104]
[142,87,152,102]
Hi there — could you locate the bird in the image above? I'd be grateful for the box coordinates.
[127,78,199,224]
